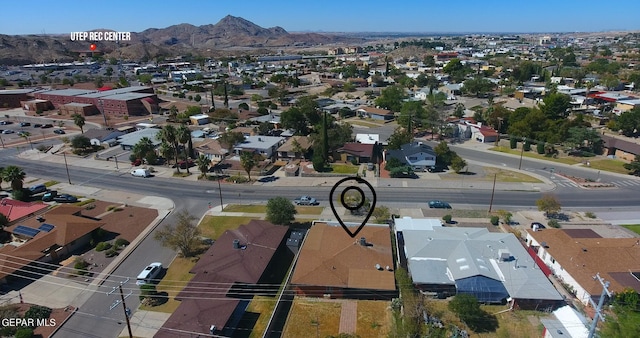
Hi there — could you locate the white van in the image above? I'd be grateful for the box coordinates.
[136,262,162,286]
[131,169,151,177]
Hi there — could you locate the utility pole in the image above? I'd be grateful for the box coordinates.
[63,152,71,184]
[488,173,497,213]
[518,137,526,170]
[217,178,224,209]
[588,273,612,338]
[108,279,133,338]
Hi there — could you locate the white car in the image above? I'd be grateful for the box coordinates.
[136,262,163,286]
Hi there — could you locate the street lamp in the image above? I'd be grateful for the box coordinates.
[518,137,526,170]
[98,99,108,128]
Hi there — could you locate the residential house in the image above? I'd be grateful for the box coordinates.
[356,106,395,121]
[456,121,499,143]
[602,134,640,161]
[355,133,379,145]
[335,142,375,164]
[525,228,640,306]
[82,128,124,147]
[155,220,289,338]
[116,128,161,150]
[194,138,228,164]
[0,205,105,284]
[276,136,312,161]
[291,221,397,300]
[401,227,563,309]
[386,142,437,172]
[189,113,209,125]
[0,198,48,223]
[233,135,285,159]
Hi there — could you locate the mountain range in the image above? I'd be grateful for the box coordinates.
[0,15,363,65]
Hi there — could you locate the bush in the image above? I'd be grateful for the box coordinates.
[537,142,545,154]
[548,219,560,228]
[442,214,452,224]
[115,238,130,247]
[74,258,89,275]
[228,175,249,183]
[490,215,500,225]
[523,141,531,151]
[139,283,157,301]
[24,305,52,320]
[105,248,119,257]
[509,137,517,149]
[95,242,112,252]
[15,328,34,338]
[585,212,596,219]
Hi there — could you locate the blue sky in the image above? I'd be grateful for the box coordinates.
[1,0,640,35]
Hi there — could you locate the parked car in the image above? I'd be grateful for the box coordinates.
[1,130,14,134]
[33,123,42,128]
[294,196,318,205]
[136,262,163,286]
[40,124,53,129]
[53,129,65,134]
[0,120,12,125]
[428,200,452,209]
[20,122,31,127]
[52,194,78,203]
[174,159,194,169]
[531,222,546,230]
[131,168,151,177]
[28,184,47,195]
[42,191,58,202]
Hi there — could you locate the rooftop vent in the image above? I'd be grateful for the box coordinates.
[233,239,240,249]
[359,237,367,246]
[375,264,382,271]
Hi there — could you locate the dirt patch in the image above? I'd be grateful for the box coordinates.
[556,173,615,188]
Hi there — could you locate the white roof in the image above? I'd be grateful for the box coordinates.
[355,134,380,144]
[394,217,442,233]
[540,305,589,338]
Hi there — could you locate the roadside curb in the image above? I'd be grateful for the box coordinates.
[48,306,77,338]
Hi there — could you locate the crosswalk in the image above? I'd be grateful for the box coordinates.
[612,180,640,188]
[551,179,580,188]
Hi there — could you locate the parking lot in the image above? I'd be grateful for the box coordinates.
[0,118,71,143]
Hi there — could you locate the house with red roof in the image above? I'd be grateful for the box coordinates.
[0,198,48,223]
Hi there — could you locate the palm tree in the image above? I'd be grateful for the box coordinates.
[2,165,26,192]
[176,124,192,173]
[19,131,33,150]
[196,154,210,179]
[132,137,155,162]
[158,141,176,167]
[157,125,180,173]
[72,113,86,133]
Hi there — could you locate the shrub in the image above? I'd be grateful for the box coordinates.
[442,214,452,224]
[24,305,52,320]
[548,219,560,228]
[74,258,89,275]
[537,142,545,154]
[228,175,249,183]
[585,212,596,219]
[15,328,34,338]
[509,137,517,149]
[115,238,130,247]
[490,215,500,225]
[139,283,157,301]
[95,242,112,252]
[523,141,531,152]
[105,248,119,258]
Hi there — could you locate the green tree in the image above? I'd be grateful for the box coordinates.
[71,135,91,150]
[536,194,562,217]
[240,151,258,181]
[196,154,210,179]
[624,155,640,176]
[374,85,405,112]
[372,206,390,224]
[194,94,201,102]
[2,165,26,196]
[266,196,297,225]
[448,294,498,332]
[132,137,156,163]
[601,289,640,338]
[238,102,249,110]
[398,101,426,132]
[218,131,245,151]
[462,77,495,97]
[154,210,201,257]
[157,125,181,173]
[614,107,640,137]
[71,113,86,133]
[540,92,571,120]
[387,128,413,150]
[176,124,193,173]
[453,103,465,119]
[434,141,455,167]
[0,212,8,229]
[312,151,325,172]
[450,155,467,173]
[565,127,603,154]
[280,106,308,135]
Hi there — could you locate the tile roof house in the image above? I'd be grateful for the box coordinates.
[356,106,395,121]
[335,142,375,164]
[386,142,437,172]
[156,220,289,338]
[0,205,104,284]
[0,198,48,223]
[401,227,563,309]
[276,136,312,161]
[525,228,640,306]
[194,138,228,164]
[291,222,397,300]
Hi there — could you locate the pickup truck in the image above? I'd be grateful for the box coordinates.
[294,196,318,206]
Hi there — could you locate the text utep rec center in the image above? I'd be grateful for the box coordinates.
[70,31,131,41]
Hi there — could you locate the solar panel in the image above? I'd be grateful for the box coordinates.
[13,225,41,238]
[38,223,55,232]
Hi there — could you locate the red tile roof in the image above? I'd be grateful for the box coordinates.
[0,198,48,222]
[337,142,375,157]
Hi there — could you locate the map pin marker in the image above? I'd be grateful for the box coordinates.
[90,44,97,51]
[329,176,377,238]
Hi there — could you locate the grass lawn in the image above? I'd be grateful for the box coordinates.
[44,180,59,187]
[139,256,197,313]
[588,159,631,175]
[330,164,360,174]
[244,296,277,338]
[622,224,640,235]
[199,215,256,239]
[282,298,342,338]
[483,167,543,183]
[490,146,581,165]
[356,300,391,337]
[223,204,323,216]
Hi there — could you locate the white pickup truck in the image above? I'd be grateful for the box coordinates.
[294,196,318,205]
